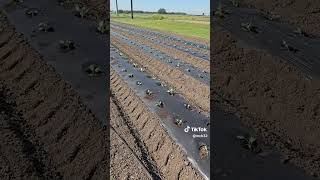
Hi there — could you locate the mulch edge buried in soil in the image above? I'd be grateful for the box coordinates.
[112,26,210,73]
[211,26,320,178]
[111,36,210,113]
[110,68,205,180]
[0,15,107,179]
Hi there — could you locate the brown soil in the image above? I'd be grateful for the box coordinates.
[111,36,210,113]
[112,26,210,73]
[115,21,209,46]
[110,97,160,179]
[160,30,209,47]
[212,26,320,178]
[241,0,320,37]
[110,100,153,180]
[112,22,210,56]
[110,128,151,180]
[110,68,204,180]
[0,12,107,179]
[0,89,62,179]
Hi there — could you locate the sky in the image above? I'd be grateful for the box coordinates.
[110,0,210,15]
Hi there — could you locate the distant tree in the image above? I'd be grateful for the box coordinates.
[118,9,124,13]
[202,13,205,16]
[158,8,167,14]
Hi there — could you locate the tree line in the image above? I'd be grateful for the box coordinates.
[113,8,187,15]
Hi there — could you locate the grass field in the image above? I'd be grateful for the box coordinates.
[111,13,210,40]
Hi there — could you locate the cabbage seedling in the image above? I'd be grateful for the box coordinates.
[174,118,183,127]
[136,81,142,86]
[59,40,75,50]
[85,64,102,76]
[155,101,164,107]
[241,22,258,33]
[145,89,153,95]
[97,20,108,34]
[75,4,89,18]
[167,88,176,96]
[214,1,228,18]
[231,0,239,7]
[236,135,258,152]
[25,8,38,17]
[184,103,192,110]
[38,22,54,32]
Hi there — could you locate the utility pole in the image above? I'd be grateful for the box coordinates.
[116,0,119,15]
[131,0,133,19]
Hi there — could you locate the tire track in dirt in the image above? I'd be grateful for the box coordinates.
[0,17,107,179]
[112,25,210,73]
[110,68,205,180]
[111,36,210,113]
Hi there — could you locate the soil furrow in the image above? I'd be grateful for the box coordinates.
[110,67,204,180]
[0,16,107,179]
[111,22,209,51]
[111,97,161,179]
[0,88,63,179]
[112,26,210,73]
[111,45,210,178]
[111,36,209,113]
[112,31,210,85]
[212,18,320,178]
[111,23,209,60]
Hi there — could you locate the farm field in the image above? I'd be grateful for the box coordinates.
[110,15,210,178]
[0,0,108,179]
[111,13,210,40]
[212,0,320,179]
